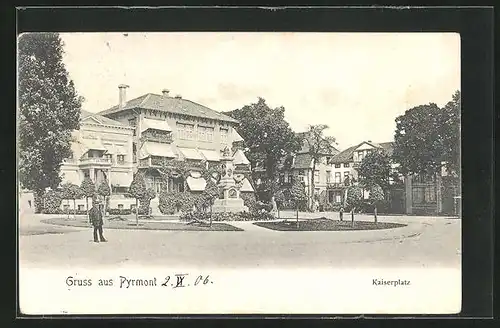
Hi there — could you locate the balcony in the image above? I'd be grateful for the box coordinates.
[79,157,112,168]
[326,182,345,189]
[141,133,173,144]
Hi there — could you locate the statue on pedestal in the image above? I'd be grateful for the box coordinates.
[211,146,248,213]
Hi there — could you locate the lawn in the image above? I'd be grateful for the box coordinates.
[254,218,407,231]
[41,218,243,232]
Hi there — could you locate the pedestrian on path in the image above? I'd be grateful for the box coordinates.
[89,199,107,243]
[339,205,344,221]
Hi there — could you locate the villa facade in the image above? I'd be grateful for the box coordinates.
[59,85,254,212]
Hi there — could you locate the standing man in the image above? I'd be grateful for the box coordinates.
[89,199,107,243]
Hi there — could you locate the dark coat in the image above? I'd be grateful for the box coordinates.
[89,206,103,226]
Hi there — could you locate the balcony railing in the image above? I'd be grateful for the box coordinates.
[327,182,345,189]
[79,157,112,166]
[141,133,173,144]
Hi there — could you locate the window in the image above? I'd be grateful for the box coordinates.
[425,186,436,202]
[412,186,436,204]
[130,204,136,210]
[335,164,341,168]
[326,156,331,163]
[335,172,341,184]
[118,204,124,210]
[344,172,350,179]
[198,126,214,142]
[220,128,229,144]
[78,205,85,211]
[326,171,331,183]
[117,155,125,164]
[128,118,137,127]
[287,174,293,183]
[105,154,113,162]
[314,170,320,184]
[63,204,70,211]
[177,122,195,140]
[343,163,350,168]
[358,152,364,162]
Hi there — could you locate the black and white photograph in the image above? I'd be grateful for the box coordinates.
[18,31,461,315]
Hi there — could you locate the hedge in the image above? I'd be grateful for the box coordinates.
[179,210,275,222]
[158,191,203,215]
[108,208,132,215]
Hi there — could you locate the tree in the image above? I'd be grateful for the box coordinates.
[274,189,285,219]
[60,183,73,219]
[345,185,363,228]
[80,177,95,218]
[18,33,83,213]
[202,178,219,228]
[128,172,147,227]
[71,184,85,218]
[301,125,337,211]
[441,90,461,177]
[368,183,385,223]
[226,98,302,211]
[357,150,391,193]
[97,179,111,216]
[289,179,307,228]
[140,188,156,216]
[393,91,461,177]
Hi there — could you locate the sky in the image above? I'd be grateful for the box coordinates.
[60,32,460,150]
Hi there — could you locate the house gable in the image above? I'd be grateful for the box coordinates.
[354,142,377,151]
[82,116,103,125]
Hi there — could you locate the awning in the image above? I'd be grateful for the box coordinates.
[240,178,254,192]
[178,147,204,161]
[233,129,244,143]
[199,149,220,162]
[141,118,172,133]
[61,170,80,185]
[233,149,250,165]
[186,176,206,191]
[110,172,133,187]
[115,144,128,155]
[139,142,177,159]
[80,138,107,152]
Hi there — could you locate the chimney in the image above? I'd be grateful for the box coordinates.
[162,89,170,96]
[118,84,129,108]
[174,94,182,99]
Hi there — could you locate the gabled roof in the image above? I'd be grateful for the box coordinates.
[97,93,239,124]
[330,141,394,164]
[81,110,125,127]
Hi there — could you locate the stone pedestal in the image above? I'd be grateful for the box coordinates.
[211,146,248,213]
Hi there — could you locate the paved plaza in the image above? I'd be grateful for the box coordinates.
[19,211,461,269]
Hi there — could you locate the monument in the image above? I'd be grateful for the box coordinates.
[211,146,249,213]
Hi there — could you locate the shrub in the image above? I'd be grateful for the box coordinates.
[108,208,132,215]
[158,192,202,214]
[179,210,276,222]
[241,192,258,212]
[132,207,150,215]
[41,190,63,213]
